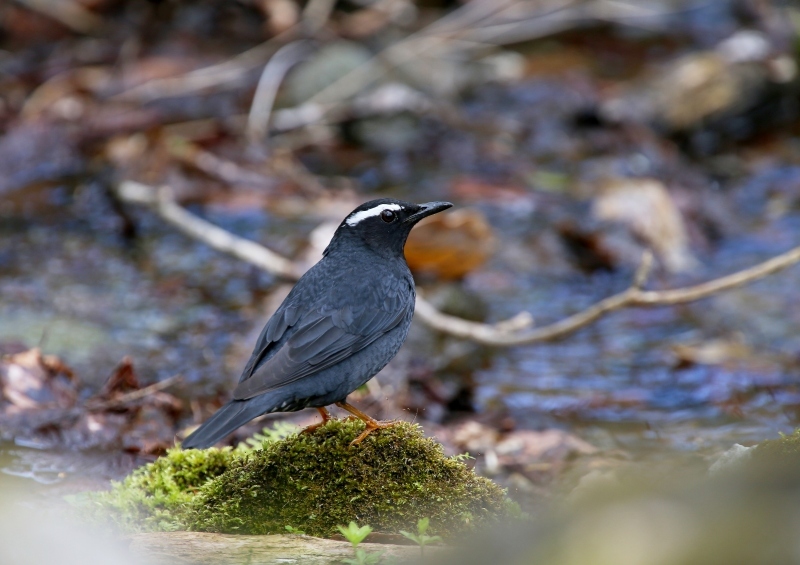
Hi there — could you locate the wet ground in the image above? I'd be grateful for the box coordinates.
[1,0,800,506]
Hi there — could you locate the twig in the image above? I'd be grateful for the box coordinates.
[167,139,275,188]
[114,181,800,347]
[113,31,294,102]
[116,181,304,280]
[13,0,103,34]
[113,0,335,103]
[247,40,316,144]
[415,246,800,346]
[85,374,184,411]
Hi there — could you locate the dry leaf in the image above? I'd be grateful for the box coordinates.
[405,208,495,280]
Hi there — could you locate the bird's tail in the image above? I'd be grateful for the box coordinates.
[181,400,266,449]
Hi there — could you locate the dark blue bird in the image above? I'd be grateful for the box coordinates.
[182,198,452,449]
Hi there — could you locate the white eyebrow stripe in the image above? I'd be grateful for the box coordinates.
[345,203,402,226]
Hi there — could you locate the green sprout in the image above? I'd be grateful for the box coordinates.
[338,522,382,565]
[237,422,299,452]
[400,518,442,558]
[284,525,305,535]
[338,521,372,547]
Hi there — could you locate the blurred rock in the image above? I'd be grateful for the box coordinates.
[451,420,499,453]
[669,336,761,368]
[349,113,422,152]
[601,29,783,129]
[447,442,800,565]
[592,177,696,273]
[445,420,598,484]
[399,49,525,97]
[602,51,766,130]
[708,443,754,475]
[285,41,374,105]
[495,429,598,469]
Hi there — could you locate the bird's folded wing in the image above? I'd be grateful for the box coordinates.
[232,303,409,400]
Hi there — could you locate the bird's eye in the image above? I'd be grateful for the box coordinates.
[380,209,396,223]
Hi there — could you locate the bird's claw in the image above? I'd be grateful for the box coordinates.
[350,420,397,446]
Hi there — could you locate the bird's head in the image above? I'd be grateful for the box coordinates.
[326,198,453,259]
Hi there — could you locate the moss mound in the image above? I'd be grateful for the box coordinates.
[743,429,800,482]
[88,447,234,533]
[188,419,509,538]
[752,429,800,460]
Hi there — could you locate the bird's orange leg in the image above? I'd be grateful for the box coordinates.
[300,407,333,435]
[335,401,396,445]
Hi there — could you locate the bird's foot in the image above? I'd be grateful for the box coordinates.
[300,407,332,435]
[351,419,397,446]
[334,400,396,445]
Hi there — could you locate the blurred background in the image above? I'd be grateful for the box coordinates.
[1,0,800,542]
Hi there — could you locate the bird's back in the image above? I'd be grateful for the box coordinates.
[233,247,416,400]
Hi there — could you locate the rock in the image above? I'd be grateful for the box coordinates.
[129,531,446,565]
[285,42,374,105]
[709,444,754,475]
[592,177,696,273]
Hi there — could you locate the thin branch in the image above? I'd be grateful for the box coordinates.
[116,181,304,280]
[167,139,275,188]
[13,0,104,34]
[85,374,184,411]
[113,0,335,103]
[247,40,315,144]
[113,31,294,102]
[114,181,800,347]
[415,246,800,346]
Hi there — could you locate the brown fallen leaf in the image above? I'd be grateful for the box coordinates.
[405,208,495,280]
[0,348,77,411]
[98,356,140,397]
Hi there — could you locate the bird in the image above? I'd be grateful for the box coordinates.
[182,198,453,449]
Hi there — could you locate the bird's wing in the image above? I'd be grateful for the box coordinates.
[237,302,302,384]
[232,290,412,400]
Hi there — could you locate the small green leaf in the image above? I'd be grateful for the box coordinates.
[337,521,373,548]
[399,530,419,544]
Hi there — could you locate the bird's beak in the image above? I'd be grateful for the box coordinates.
[404,201,453,224]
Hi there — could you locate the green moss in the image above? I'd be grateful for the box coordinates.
[752,429,800,460]
[743,429,800,482]
[87,446,234,533]
[188,419,510,539]
[84,420,511,539]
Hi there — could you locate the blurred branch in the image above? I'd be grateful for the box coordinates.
[114,30,295,103]
[13,0,103,34]
[415,247,800,346]
[114,181,800,347]
[167,139,275,188]
[116,181,303,280]
[247,40,315,144]
[85,374,184,411]
[110,0,708,106]
[113,0,336,103]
